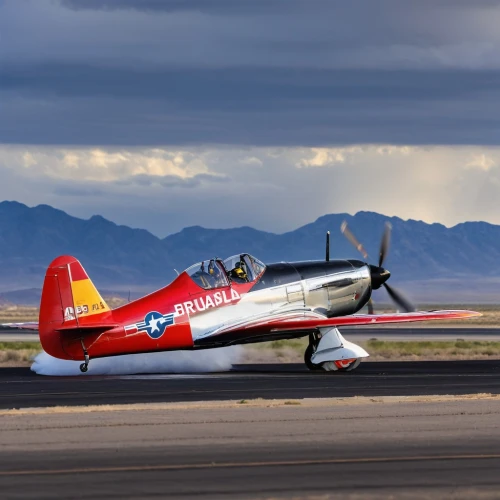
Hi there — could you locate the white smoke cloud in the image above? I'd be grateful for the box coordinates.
[31,346,243,376]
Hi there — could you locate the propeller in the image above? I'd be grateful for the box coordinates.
[340,220,415,313]
[340,221,368,259]
[367,298,374,315]
[378,222,391,267]
[383,282,415,314]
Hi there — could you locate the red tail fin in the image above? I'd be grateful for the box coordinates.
[39,256,113,359]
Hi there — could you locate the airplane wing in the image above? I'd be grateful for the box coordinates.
[194,309,481,345]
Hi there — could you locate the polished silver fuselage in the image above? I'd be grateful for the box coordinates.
[191,259,372,347]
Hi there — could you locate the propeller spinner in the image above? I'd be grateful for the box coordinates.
[340,221,415,313]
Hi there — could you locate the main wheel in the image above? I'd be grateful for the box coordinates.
[321,358,361,372]
[80,363,88,373]
[304,344,322,371]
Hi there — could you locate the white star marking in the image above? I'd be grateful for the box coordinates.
[146,316,166,334]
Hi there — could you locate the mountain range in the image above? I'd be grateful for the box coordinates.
[1,200,499,304]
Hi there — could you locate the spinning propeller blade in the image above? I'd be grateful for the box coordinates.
[379,222,392,268]
[367,298,374,315]
[340,221,368,259]
[340,219,416,314]
[383,283,415,313]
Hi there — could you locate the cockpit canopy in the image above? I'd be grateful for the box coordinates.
[223,254,265,284]
[186,259,229,290]
[185,254,266,290]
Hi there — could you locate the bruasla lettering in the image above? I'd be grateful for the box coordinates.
[174,289,240,316]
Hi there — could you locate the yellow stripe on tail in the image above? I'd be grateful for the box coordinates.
[68,260,110,318]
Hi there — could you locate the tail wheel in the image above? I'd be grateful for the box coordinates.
[304,344,322,371]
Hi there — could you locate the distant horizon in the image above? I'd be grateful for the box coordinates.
[2,198,500,303]
[2,199,495,239]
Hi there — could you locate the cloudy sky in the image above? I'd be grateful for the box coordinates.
[2,0,500,236]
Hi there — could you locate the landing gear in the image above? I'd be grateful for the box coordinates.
[304,343,322,371]
[303,328,367,373]
[79,338,90,373]
[321,358,361,372]
[305,344,360,372]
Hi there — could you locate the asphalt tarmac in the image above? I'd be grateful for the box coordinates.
[2,359,500,410]
[2,397,500,499]
[3,359,500,498]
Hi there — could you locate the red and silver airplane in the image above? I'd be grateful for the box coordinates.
[7,222,480,373]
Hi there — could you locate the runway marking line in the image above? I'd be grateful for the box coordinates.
[2,454,500,477]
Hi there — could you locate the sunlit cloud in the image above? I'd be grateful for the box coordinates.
[296,146,415,168]
[466,153,496,172]
[297,148,350,168]
[238,156,263,167]
[4,147,215,182]
[2,144,500,237]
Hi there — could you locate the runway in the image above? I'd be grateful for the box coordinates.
[3,335,500,497]
[2,359,500,410]
[3,360,500,498]
[2,397,500,499]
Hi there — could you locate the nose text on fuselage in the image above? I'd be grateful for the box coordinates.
[174,289,241,317]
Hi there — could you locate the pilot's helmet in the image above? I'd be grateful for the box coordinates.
[234,266,245,278]
[208,261,215,274]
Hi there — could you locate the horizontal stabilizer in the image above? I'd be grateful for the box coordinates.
[56,323,118,334]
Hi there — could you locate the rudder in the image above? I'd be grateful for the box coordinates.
[39,255,111,359]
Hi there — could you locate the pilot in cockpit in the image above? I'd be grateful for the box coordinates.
[208,260,227,288]
[230,261,249,283]
[190,261,211,288]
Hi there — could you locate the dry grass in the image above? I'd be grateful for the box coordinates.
[243,338,500,363]
[0,342,41,367]
[0,305,38,322]
[362,339,500,361]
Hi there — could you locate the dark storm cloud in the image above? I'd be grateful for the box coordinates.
[52,0,500,61]
[60,0,287,14]
[2,0,500,146]
[7,64,496,103]
[2,64,500,145]
[59,0,500,15]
